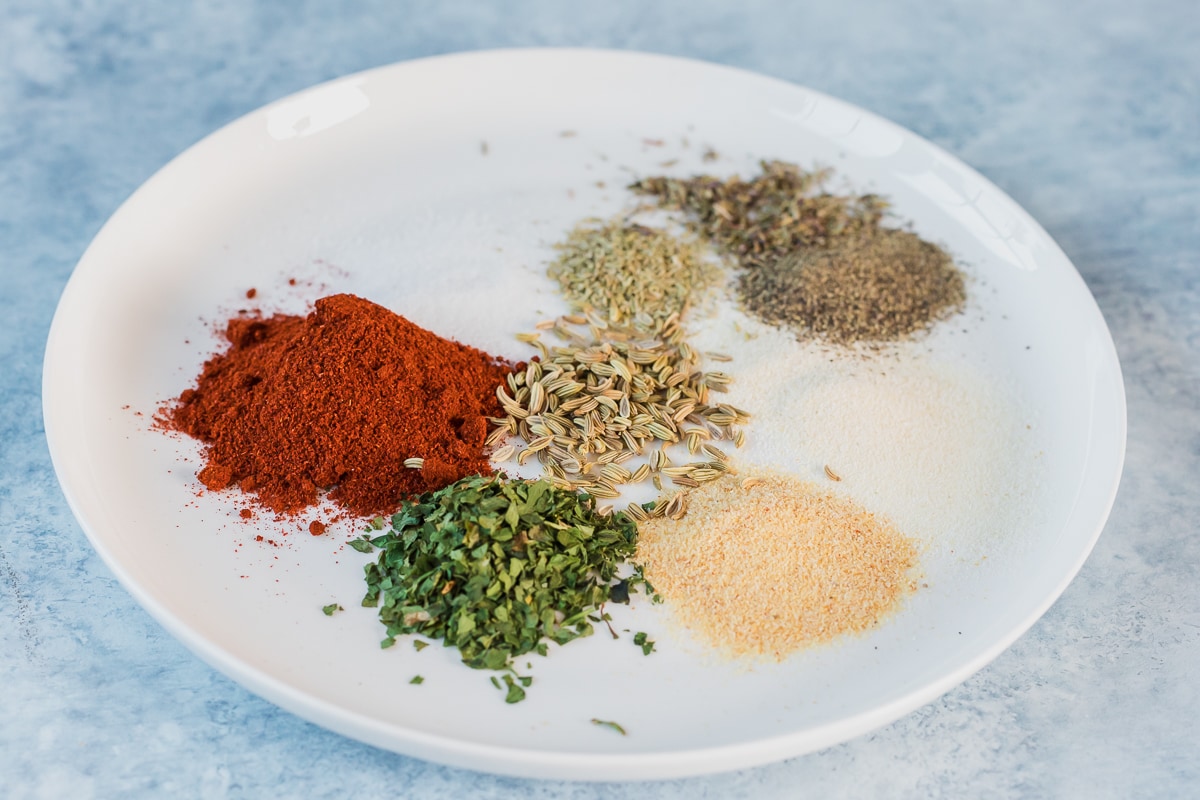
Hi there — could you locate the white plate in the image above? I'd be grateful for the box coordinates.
[43,49,1126,780]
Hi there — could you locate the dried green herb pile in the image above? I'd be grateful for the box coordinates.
[631,161,888,270]
[631,160,966,344]
[488,312,748,497]
[357,474,640,697]
[547,220,720,327]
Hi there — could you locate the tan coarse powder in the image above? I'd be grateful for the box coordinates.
[635,472,919,660]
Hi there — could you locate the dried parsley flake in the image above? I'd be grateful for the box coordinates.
[590,718,628,735]
[359,474,642,699]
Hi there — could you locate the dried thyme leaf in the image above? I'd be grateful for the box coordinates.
[361,474,642,700]
[630,160,888,271]
[548,220,719,326]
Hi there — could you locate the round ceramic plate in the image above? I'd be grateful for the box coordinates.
[43,49,1125,780]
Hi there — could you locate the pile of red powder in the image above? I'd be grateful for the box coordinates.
[166,293,512,518]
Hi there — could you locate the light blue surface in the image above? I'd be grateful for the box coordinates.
[2,1,1197,797]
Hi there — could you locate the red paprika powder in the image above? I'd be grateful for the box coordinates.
[166,293,512,518]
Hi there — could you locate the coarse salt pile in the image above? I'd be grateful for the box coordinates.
[635,472,919,660]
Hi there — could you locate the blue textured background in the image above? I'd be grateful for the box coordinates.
[3,1,1197,797]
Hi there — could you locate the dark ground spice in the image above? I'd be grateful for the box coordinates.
[630,160,889,272]
[165,293,513,518]
[739,228,966,344]
[632,160,967,345]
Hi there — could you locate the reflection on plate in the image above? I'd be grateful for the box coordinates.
[42,49,1125,780]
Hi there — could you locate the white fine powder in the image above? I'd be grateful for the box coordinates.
[688,301,1044,564]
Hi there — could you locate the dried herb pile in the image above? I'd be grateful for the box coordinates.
[631,161,888,269]
[547,220,720,326]
[357,474,642,700]
[632,160,966,345]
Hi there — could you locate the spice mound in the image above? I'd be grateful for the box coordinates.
[739,228,966,344]
[630,160,889,271]
[357,474,640,698]
[489,312,748,497]
[547,220,719,326]
[632,160,967,345]
[166,293,511,517]
[635,472,919,660]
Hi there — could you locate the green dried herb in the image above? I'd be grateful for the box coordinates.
[633,631,656,655]
[548,220,719,327]
[321,603,343,616]
[360,474,641,699]
[500,674,527,704]
[590,718,628,735]
[410,675,424,685]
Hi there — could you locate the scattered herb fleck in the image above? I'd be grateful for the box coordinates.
[500,674,527,704]
[412,640,429,652]
[633,631,656,655]
[590,718,628,735]
[348,537,375,554]
[410,675,424,685]
[321,603,343,616]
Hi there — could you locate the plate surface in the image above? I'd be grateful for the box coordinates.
[43,49,1125,780]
